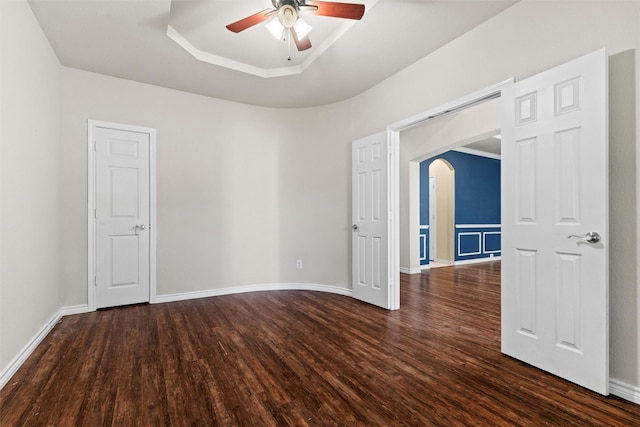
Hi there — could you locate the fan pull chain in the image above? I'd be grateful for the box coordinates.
[287,28,292,61]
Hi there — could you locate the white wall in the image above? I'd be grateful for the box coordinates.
[0,0,61,370]
[60,69,355,305]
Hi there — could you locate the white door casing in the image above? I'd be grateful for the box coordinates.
[352,132,393,309]
[501,49,609,394]
[88,121,157,310]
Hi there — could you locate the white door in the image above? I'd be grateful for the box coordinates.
[352,132,390,309]
[95,126,151,309]
[501,49,608,394]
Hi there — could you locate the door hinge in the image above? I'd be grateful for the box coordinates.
[94,276,97,286]
[93,140,97,151]
[94,208,97,219]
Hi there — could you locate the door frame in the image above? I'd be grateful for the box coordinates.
[386,78,514,309]
[87,120,157,311]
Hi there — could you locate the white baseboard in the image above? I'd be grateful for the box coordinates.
[155,283,352,304]
[411,258,501,271]
[399,267,422,274]
[0,310,61,390]
[0,304,89,390]
[610,378,640,404]
[454,256,501,266]
[59,304,90,316]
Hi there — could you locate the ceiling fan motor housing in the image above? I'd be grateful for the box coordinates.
[278,0,299,28]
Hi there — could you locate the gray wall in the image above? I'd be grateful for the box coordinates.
[0,0,62,371]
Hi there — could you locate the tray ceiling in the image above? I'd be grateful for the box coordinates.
[27,0,517,108]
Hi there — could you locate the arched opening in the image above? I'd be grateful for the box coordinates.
[428,158,455,265]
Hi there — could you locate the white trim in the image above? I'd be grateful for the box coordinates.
[455,224,501,229]
[458,232,482,256]
[59,304,90,316]
[388,129,400,310]
[87,120,157,311]
[388,79,514,132]
[454,256,502,266]
[155,283,352,304]
[453,147,501,160]
[433,258,454,265]
[419,233,427,261]
[399,267,422,275]
[0,304,89,390]
[0,310,61,390]
[610,378,640,404]
[419,224,430,229]
[483,231,502,254]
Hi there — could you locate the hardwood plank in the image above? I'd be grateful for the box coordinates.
[1,261,639,426]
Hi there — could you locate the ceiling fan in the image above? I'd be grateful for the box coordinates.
[226,0,365,54]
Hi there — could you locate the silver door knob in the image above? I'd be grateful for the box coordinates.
[136,224,146,230]
[568,231,600,244]
[352,224,359,231]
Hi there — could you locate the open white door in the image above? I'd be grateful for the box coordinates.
[352,132,392,309]
[501,49,609,394]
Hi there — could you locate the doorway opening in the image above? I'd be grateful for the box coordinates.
[428,159,455,265]
[396,85,507,277]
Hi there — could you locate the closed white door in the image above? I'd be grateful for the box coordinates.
[95,126,151,309]
[352,132,390,309]
[501,49,608,394]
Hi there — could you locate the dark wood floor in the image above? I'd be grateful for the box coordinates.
[2,261,639,426]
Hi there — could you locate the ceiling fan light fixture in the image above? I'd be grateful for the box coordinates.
[293,17,312,39]
[266,17,285,39]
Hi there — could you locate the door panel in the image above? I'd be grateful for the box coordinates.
[95,126,151,308]
[501,49,609,394]
[352,132,389,309]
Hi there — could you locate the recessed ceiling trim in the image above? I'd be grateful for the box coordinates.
[167,0,380,79]
[167,25,301,78]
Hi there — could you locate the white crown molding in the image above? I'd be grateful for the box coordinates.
[167,25,301,78]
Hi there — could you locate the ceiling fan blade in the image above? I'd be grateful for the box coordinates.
[226,9,275,33]
[291,27,312,51]
[305,1,365,20]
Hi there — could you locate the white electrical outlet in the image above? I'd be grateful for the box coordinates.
[296,259,303,269]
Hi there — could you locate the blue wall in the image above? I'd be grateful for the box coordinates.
[420,151,501,265]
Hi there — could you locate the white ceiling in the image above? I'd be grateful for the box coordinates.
[28,0,517,108]
[465,137,501,155]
